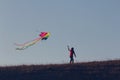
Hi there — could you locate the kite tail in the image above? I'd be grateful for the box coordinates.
[15,37,41,50]
[14,37,41,46]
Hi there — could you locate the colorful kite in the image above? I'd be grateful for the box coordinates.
[15,32,50,50]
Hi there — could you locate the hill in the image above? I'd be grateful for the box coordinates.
[0,60,120,80]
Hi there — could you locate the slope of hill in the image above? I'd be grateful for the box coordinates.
[0,60,120,80]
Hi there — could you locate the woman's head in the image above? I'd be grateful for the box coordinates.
[71,47,74,50]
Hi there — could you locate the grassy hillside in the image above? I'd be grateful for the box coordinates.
[0,60,120,80]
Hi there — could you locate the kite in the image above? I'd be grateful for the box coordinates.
[15,32,50,50]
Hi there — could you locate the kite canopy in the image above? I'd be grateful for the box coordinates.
[39,32,50,40]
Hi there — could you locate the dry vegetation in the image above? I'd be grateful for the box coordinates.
[0,60,120,80]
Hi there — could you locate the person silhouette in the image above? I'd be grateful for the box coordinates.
[67,45,76,64]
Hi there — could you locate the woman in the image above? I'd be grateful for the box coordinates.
[67,45,76,64]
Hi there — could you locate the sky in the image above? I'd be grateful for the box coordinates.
[0,0,120,65]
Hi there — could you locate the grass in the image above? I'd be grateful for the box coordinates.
[0,59,120,80]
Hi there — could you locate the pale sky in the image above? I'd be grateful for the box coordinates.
[0,0,120,65]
